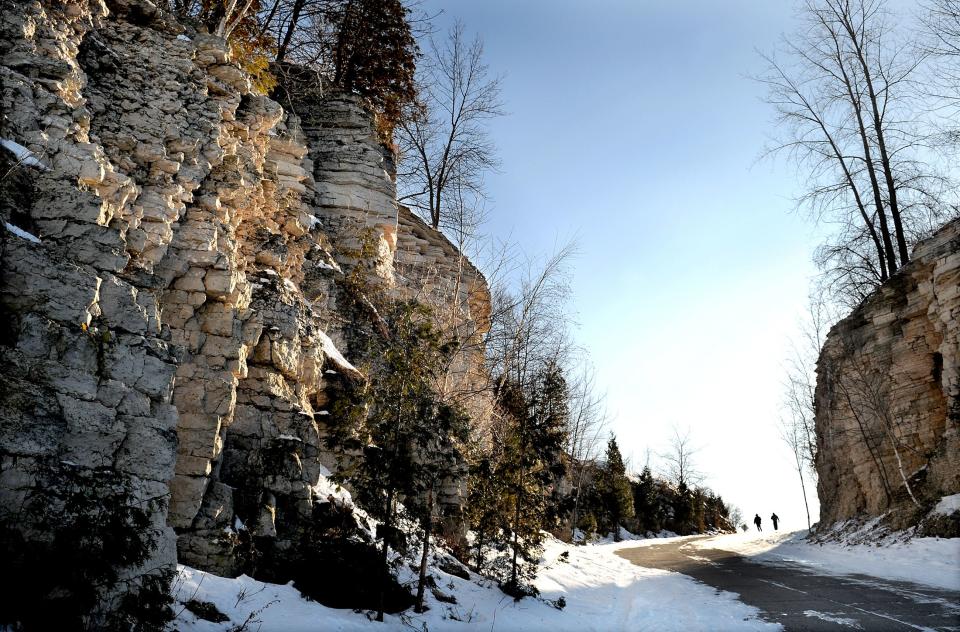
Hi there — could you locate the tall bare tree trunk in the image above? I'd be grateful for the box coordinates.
[275,0,307,63]
[835,3,911,265]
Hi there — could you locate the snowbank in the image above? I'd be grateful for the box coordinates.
[172,534,777,631]
[933,493,960,516]
[691,529,960,591]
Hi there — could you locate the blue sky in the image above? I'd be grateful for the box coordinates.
[422,1,826,528]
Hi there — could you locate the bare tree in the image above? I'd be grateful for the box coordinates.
[920,0,960,147]
[484,243,577,395]
[833,339,923,509]
[760,0,951,304]
[564,360,609,539]
[728,506,745,531]
[479,242,577,590]
[397,21,503,231]
[661,426,703,489]
[780,294,838,529]
[780,417,815,529]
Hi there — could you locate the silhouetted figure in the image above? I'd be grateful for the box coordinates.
[754,514,762,532]
[771,513,779,531]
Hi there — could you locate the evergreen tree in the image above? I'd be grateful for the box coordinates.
[497,361,569,597]
[341,299,465,620]
[632,465,660,534]
[597,436,634,541]
[671,481,694,535]
[323,0,418,135]
[465,455,509,573]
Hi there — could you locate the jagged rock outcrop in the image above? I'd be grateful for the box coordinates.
[815,219,960,532]
[0,0,491,617]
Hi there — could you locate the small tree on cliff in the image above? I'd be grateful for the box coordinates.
[320,0,418,135]
[597,435,634,541]
[832,336,923,512]
[342,299,467,620]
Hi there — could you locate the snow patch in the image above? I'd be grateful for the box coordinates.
[318,330,361,378]
[4,222,41,243]
[691,529,960,591]
[803,610,863,628]
[171,533,778,631]
[176,34,192,42]
[1,138,49,170]
[933,493,960,516]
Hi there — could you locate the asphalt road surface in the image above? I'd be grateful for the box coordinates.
[616,537,960,631]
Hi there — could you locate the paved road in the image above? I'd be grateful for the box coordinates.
[616,537,960,631]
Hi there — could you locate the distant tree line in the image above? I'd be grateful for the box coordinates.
[568,437,736,541]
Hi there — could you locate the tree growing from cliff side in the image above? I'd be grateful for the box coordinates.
[170,0,419,126]
[316,0,419,134]
[396,21,503,232]
[339,298,469,621]
[832,338,923,511]
[596,435,634,541]
[760,0,953,306]
[169,0,277,92]
[0,462,173,630]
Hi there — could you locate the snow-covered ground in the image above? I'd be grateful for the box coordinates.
[169,462,958,630]
[691,528,960,591]
[168,525,959,630]
[170,534,777,631]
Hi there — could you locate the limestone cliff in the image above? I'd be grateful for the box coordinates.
[0,0,490,617]
[815,219,960,532]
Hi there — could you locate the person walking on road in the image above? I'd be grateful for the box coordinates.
[754,514,762,532]
[771,513,779,531]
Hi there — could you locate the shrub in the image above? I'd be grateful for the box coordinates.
[0,461,173,631]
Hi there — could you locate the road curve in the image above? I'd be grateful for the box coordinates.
[616,537,960,631]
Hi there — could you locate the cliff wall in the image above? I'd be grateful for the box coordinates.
[0,0,490,614]
[815,219,960,531]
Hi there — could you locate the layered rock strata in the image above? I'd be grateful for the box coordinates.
[815,219,960,530]
[0,0,491,611]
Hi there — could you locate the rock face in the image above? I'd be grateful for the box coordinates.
[815,219,960,530]
[0,0,490,613]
